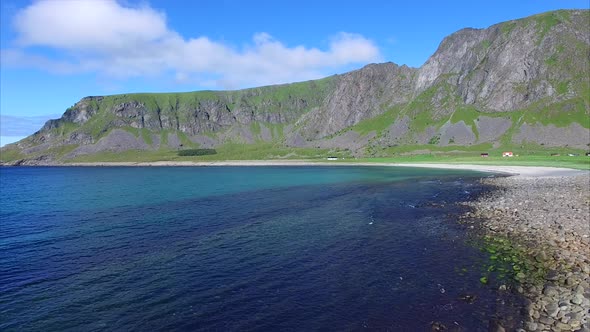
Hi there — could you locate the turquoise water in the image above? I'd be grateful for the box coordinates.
[0,166,522,331]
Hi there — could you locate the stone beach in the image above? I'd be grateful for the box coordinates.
[464,174,590,332]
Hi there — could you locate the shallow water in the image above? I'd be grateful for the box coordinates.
[0,166,523,331]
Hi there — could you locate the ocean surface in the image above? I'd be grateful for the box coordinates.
[0,166,523,331]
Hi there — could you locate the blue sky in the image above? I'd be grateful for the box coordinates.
[1,0,588,146]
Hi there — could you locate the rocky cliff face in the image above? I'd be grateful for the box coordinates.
[301,62,418,138]
[417,10,588,112]
[2,9,589,164]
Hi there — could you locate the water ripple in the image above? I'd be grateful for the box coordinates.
[0,166,523,331]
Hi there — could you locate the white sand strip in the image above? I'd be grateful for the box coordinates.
[384,163,588,178]
[63,160,588,178]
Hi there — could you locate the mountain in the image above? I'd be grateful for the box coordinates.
[2,9,589,165]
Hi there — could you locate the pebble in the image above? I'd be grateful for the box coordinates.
[539,316,555,325]
[566,276,579,286]
[543,285,559,297]
[546,303,560,317]
[464,174,590,331]
[572,294,584,305]
[546,270,560,281]
[555,322,572,330]
[571,305,584,313]
[526,321,538,331]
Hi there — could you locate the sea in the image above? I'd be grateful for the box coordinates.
[0,166,525,331]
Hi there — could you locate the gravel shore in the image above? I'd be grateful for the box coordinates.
[464,174,590,332]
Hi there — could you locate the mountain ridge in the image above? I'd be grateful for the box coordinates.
[2,9,589,164]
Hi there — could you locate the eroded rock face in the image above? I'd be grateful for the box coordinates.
[63,97,101,124]
[414,126,439,145]
[68,129,150,157]
[37,98,101,133]
[513,123,590,149]
[316,131,376,152]
[476,117,513,143]
[166,133,182,149]
[189,135,218,149]
[301,63,418,138]
[417,10,588,112]
[383,116,411,144]
[218,125,256,144]
[439,121,477,146]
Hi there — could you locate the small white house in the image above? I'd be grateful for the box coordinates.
[327,157,338,161]
[502,151,514,157]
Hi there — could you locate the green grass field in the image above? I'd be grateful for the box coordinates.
[66,143,351,163]
[62,144,590,170]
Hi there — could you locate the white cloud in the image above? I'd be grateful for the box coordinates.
[14,0,169,53]
[4,0,382,88]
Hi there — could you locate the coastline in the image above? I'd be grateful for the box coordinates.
[464,174,590,331]
[19,160,589,178]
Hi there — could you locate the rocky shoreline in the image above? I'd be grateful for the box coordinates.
[464,174,590,332]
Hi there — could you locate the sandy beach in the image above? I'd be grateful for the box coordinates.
[61,160,588,178]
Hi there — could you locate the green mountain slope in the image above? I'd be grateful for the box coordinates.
[2,9,589,165]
